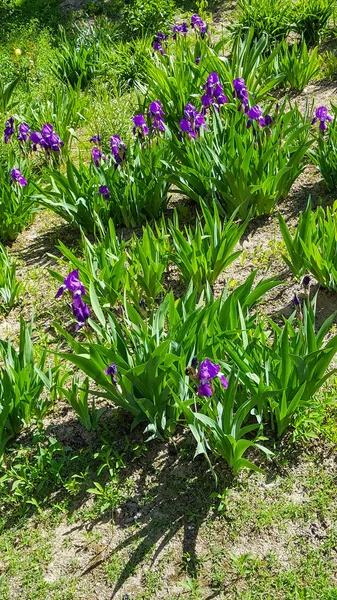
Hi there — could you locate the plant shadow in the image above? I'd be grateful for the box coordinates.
[1,406,235,594]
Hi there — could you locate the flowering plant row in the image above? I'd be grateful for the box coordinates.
[52,265,337,475]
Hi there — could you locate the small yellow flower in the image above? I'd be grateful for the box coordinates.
[14,48,22,57]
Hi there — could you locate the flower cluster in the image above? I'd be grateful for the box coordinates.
[148,101,165,132]
[55,269,90,331]
[152,32,167,55]
[201,72,228,114]
[171,13,209,43]
[104,363,122,392]
[10,168,27,187]
[133,114,149,139]
[30,124,64,153]
[231,78,272,131]
[89,134,101,144]
[4,117,15,144]
[99,185,110,200]
[172,22,188,39]
[133,102,165,140]
[186,358,228,397]
[17,123,30,143]
[104,363,117,385]
[312,106,332,131]
[191,13,208,38]
[110,134,127,167]
[92,147,107,168]
[179,103,207,139]
[232,78,249,111]
[4,117,64,154]
[247,105,272,129]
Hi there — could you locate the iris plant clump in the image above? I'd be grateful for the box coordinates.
[3,117,64,157]
[309,105,337,191]
[153,12,209,54]
[55,269,90,331]
[177,75,272,142]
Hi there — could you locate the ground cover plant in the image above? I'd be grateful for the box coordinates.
[279,199,337,289]
[2,1,337,598]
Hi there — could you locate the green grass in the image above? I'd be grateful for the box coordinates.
[1,396,337,598]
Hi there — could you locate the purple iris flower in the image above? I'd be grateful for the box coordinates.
[89,134,101,144]
[197,359,229,397]
[148,101,165,119]
[179,118,196,138]
[104,363,117,385]
[312,106,333,131]
[247,105,266,128]
[55,269,86,299]
[153,41,164,55]
[133,114,149,139]
[191,14,209,37]
[99,185,111,200]
[72,295,90,331]
[30,131,43,151]
[148,101,166,131]
[179,104,207,139]
[201,94,213,110]
[40,124,64,152]
[202,73,228,114]
[264,114,272,126]
[110,134,127,166]
[191,13,204,28]
[4,117,15,143]
[10,168,27,186]
[204,72,219,89]
[302,275,311,288]
[193,112,206,131]
[293,294,301,307]
[92,147,106,167]
[217,94,228,106]
[173,23,188,38]
[232,78,249,110]
[152,117,165,131]
[195,56,201,65]
[29,124,64,153]
[155,32,167,42]
[184,103,198,120]
[17,123,30,143]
